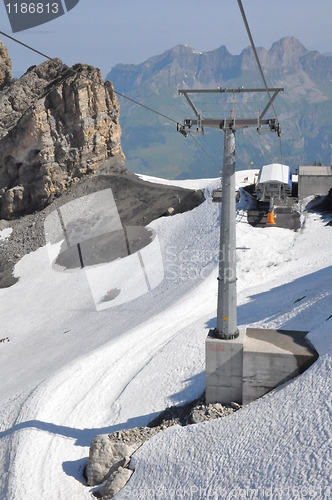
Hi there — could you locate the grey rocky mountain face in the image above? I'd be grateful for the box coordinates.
[109,37,315,90]
[0,45,123,219]
[107,36,332,179]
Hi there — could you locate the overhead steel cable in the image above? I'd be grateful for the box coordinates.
[0,30,54,61]
[236,0,284,166]
[112,91,179,125]
[0,29,222,169]
[236,1,278,121]
[0,30,180,125]
[188,132,221,169]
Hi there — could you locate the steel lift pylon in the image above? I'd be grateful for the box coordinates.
[178,87,283,339]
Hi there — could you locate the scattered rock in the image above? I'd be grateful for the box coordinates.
[0,220,10,231]
[147,393,237,427]
[108,426,161,445]
[190,402,234,423]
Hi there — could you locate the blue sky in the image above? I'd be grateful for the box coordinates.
[1,0,332,77]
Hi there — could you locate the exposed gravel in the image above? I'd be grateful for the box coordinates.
[107,394,240,447]
[0,156,204,288]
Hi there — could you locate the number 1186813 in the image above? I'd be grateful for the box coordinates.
[6,2,59,14]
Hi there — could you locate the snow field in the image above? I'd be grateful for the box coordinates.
[0,173,331,499]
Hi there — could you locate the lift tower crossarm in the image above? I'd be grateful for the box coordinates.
[182,117,278,131]
[178,87,283,94]
[178,87,284,126]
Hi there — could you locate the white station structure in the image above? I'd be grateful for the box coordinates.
[256,163,293,224]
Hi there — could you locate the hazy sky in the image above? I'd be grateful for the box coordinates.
[1,0,332,78]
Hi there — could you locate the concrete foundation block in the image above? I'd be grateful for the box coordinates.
[205,327,318,406]
[242,328,318,405]
[205,328,245,404]
[206,385,242,405]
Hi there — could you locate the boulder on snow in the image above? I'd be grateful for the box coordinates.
[94,467,133,499]
[86,435,140,486]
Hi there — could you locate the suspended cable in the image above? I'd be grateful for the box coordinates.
[0,30,179,125]
[188,133,221,170]
[0,30,54,61]
[0,30,221,169]
[279,136,283,167]
[114,91,179,125]
[236,0,284,166]
[236,1,278,121]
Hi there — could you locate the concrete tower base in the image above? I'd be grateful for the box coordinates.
[205,328,318,405]
[205,328,245,404]
[242,328,318,404]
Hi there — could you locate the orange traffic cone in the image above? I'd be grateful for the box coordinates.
[267,211,276,225]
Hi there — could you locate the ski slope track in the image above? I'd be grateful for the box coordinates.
[0,171,332,499]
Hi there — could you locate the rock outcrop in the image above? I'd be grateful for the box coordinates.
[0,40,12,90]
[0,44,124,219]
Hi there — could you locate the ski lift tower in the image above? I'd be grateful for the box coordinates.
[178,87,283,340]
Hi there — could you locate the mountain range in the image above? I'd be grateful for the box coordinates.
[107,37,332,179]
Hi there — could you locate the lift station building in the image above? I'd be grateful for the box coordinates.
[298,165,332,199]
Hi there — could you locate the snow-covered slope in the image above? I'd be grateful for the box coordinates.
[0,172,331,499]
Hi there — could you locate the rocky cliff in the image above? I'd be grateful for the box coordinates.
[0,44,124,219]
[0,40,12,90]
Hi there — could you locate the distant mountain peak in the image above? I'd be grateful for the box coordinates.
[268,36,308,66]
[169,44,196,53]
[105,36,332,178]
[108,36,316,92]
[271,36,307,51]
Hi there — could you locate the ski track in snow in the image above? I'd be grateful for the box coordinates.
[0,173,332,499]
